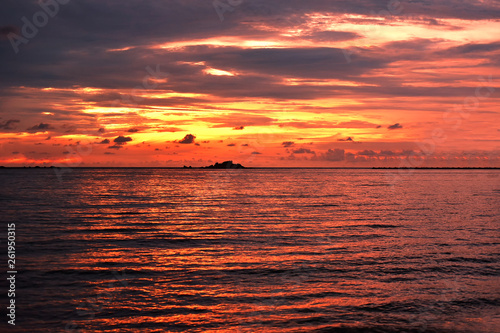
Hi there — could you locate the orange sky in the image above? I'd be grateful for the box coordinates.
[1,0,499,167]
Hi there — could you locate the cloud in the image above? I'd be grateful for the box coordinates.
[0,26,18,39]
[304,31,361,42]
[0,119,20,130]
[252,151,262,154]
[292,148,315,154]
[197,46,390,81]
[379,150,396,156]
[108,145,123,149]
[178,134,196,144]
[99,139,110,144]
[113,136,132,144]
[0,0,498,167]
[316,149,345,162]
[27,123,53,132]
[227,143,236,146]
[440,41,500,56]
[128,128,140,133]
[358,150,377,156]
[282,141,295,147]
[388,123,403,130]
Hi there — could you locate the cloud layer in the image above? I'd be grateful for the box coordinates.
[0,0,499,166]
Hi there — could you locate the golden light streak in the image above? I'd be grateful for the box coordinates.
[106,46,134,52]
[203,68,236,76]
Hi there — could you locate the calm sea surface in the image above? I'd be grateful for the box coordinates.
[1,169,499,332]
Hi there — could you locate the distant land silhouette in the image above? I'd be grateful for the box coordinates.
[201,161,245,169]
[0,165,498,169]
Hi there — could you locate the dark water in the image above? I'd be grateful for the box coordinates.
[1,169,499,332]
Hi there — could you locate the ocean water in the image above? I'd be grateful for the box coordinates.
[1,168,499,333]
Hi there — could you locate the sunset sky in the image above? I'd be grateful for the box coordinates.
[1,0,499,167]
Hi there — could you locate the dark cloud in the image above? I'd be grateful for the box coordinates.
[128,128,140,133]
[1,0,499,92]
[282,141,295,147]
[315,149,345,162]
[338,137,354,142]
[227,143,236,146]
[99,139,110,144]
[0,26,18,39]
[108,145,123,149]
[379,150,396,156]
[113,136,132,144]
[440,41,500,56]
[252,151,262,154]
[27,123,53,132]
[197,46,389,80]
[0,119,20,130]
[233,126,245,130]
[358,150,377,156]
[388,123,403,130]
[304,31,361,42]
[178,134,196,144]
[292,148,315,154]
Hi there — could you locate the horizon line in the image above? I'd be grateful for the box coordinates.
[1,166,499,170]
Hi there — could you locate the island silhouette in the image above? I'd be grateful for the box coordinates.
[201,161,245,169]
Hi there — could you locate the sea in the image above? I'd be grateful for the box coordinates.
[0,168,499,332]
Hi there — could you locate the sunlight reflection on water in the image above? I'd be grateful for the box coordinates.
[1,169,499,332]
